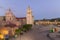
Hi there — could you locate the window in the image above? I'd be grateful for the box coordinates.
[10,17,11,20]
[3,16,6,21]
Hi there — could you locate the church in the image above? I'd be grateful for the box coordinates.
[0,6,34,26]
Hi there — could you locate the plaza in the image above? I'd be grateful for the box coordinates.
[13,25,60,40]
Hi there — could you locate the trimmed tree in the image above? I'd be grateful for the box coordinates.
[22,24,32,32]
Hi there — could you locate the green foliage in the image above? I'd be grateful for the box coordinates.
[15,29,22,35]
[50,30,53,33]
[23,24,32,31]
[15,24,32,35]
[49,19,55,22]
[22,28,27,31]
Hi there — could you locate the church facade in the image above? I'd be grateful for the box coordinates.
[0,6,34,26]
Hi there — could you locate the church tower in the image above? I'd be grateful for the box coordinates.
[5,8,16,22]
[26,6,34,25]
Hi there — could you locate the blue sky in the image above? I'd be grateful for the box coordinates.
[0,0,60,20]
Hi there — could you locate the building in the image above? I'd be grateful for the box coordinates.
[26,6,34,25]
[0,27,9,39]
[16,17,26,26]
[0,6,34,39]
[0,6,34,26]
[35,20,60,25]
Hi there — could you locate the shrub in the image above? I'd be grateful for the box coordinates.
[22,27,28,32]
[15,29,22,35]
[23,24,32,31]
[15,24,32,35]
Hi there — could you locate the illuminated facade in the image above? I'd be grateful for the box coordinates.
[0,6,34,26]
[35,20,60,25]
[26,6,34,25]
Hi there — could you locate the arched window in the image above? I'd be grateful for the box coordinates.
[3,16,6,21]
[10,17,11,20]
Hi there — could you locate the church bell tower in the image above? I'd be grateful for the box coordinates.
[26,6,34,25]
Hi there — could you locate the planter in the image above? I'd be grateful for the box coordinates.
[50,29,53,33]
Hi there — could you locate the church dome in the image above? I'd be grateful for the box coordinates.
[5,8,15,17]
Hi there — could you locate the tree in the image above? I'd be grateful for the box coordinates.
[22,24,32,31]
[15,29,21,35]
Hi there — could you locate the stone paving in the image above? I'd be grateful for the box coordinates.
[48,32,60,40]
[11,25,60,40]
[14,25,50,40]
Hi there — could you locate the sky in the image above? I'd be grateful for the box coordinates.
[0,0,60,20]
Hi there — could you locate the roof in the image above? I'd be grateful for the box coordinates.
[16,17,26,20]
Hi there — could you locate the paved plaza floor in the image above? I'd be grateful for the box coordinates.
[11,25,60,40]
